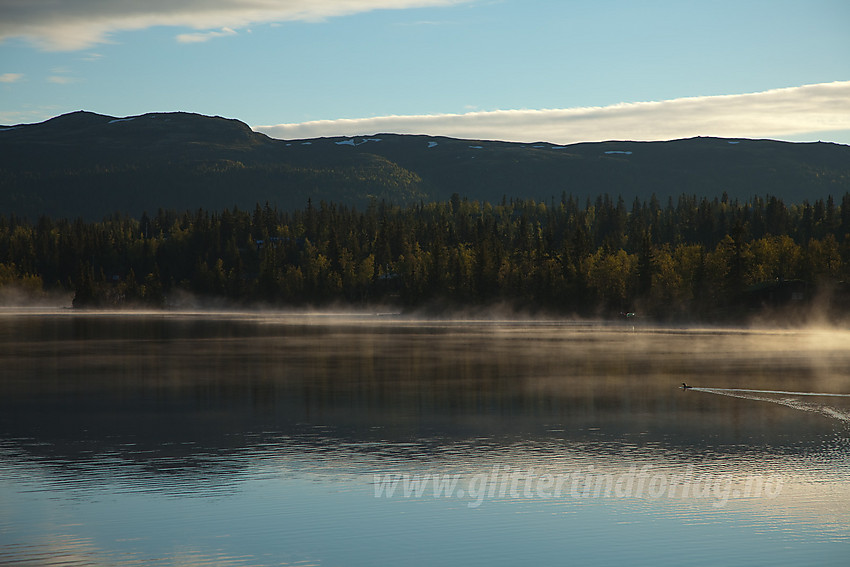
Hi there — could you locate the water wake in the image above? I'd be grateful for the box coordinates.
[692,387,850,398]
[687,387,850,423]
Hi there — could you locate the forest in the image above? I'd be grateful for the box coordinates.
[2,191,850,322]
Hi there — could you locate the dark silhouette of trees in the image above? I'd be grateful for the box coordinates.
[1,192,850,320]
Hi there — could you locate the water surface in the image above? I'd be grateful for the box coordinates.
[1,312,848,565]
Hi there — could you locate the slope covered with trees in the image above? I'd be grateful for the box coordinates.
[2,192,850,322]
[2,111,850,220]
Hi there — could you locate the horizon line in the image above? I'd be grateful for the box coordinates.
[3,109,849,149]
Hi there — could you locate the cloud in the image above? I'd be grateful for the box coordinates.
[0,73,24,83]
[0,0,471,51]
[255,81,850,144]
[0,106,61,125]
[47,76,78,84]
[176,27,238,44]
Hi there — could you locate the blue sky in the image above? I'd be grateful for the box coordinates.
[1,0,849,144]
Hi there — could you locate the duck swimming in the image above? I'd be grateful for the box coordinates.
[681,382,691,389]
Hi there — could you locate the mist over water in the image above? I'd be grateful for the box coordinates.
[1,312,848,566]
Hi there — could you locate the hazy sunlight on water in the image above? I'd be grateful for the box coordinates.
[1,312,848,565]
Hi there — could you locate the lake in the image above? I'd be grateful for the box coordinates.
[1,311,849,566]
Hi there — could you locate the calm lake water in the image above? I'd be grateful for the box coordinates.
[1,311,849,566]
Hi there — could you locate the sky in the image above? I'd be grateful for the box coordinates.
[1,0,849,144]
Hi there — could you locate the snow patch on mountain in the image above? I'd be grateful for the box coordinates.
[335,138,383,147]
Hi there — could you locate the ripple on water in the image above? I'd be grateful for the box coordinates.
[1,317,850,566]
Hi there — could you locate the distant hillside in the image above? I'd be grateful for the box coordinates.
[1,111,849,219]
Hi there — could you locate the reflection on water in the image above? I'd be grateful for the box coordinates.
[1,312,849,566]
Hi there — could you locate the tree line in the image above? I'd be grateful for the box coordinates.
[2,192,850,321]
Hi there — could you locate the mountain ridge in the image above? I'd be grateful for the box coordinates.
[2,111,849,220]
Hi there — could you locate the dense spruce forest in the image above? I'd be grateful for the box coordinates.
[2,192,850,321]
